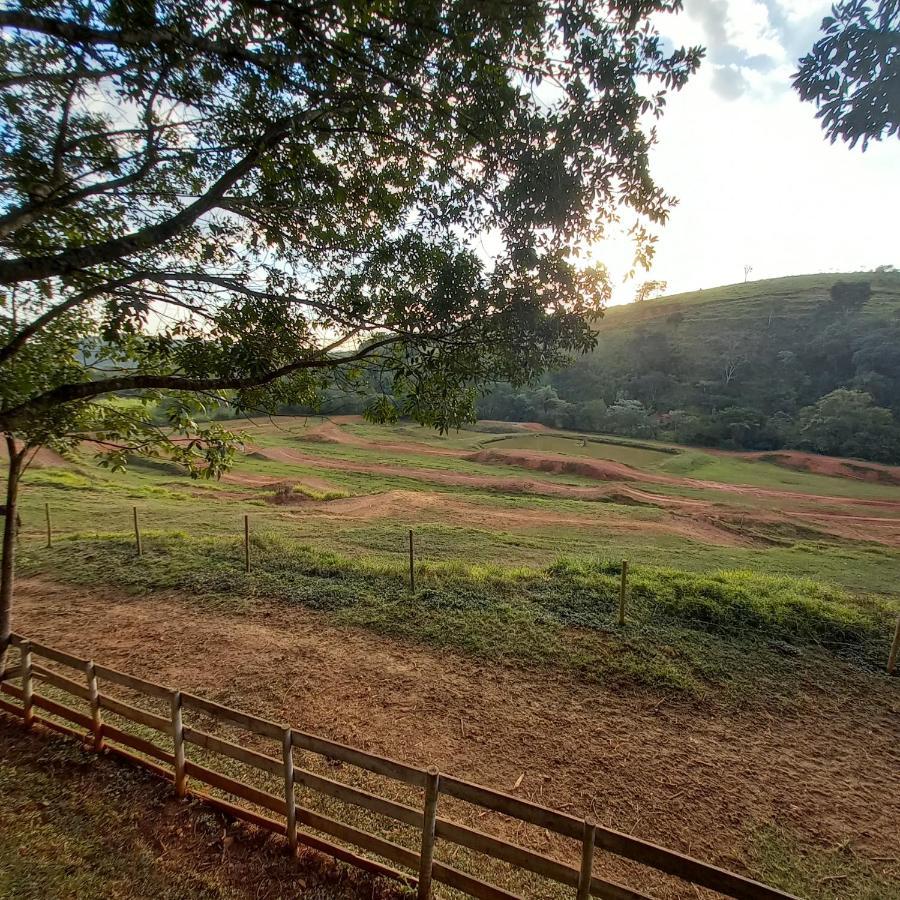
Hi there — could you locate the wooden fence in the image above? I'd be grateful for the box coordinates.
[0,633,798,900]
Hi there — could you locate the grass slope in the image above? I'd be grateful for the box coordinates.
[596,271,900,333]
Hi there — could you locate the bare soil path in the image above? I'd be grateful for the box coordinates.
[11,579,900,898]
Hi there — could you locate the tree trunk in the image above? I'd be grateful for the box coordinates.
[0,434,24,673]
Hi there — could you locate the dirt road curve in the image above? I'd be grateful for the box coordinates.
[12,579,900,899]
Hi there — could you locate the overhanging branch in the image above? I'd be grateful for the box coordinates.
[0,334,402,432]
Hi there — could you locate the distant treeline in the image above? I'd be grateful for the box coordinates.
[480,280,900,464]
[185,279,900,465]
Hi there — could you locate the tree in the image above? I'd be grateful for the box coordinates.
[794,1,900,149]
[744,265,753,283]
[0,1,701,664]
[633,279,668,303]
[794,389,900,461]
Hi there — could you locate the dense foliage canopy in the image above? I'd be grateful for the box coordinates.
[0,0,701,463]
[0,0,701,655]
[795,0,900,149]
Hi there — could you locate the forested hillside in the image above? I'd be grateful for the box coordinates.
[478,272,900,462]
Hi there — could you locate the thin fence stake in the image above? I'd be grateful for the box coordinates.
[576,819,596,900]
[244,514,251,574]
[44,502,52,548]
[408,529,415,593]
[282,727,297,852]
[888,616,900,675]
[85,659,103,751]
[416,768,440,900]
[171,690,186,798]
[133,506,142,557]
[20,641,33,729]
[618,559,629,627]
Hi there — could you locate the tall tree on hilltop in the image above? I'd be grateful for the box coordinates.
[0,0,701,665]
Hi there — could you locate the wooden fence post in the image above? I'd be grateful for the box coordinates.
[618,560,628,627]
[20,641,33,728]
[171,690,186,798]
[45,503,52,548]
[576,819,596,900]
[408,529,415,593]
[416,768,440,900]
[244,514,251,574]
[133,506,142,557]
[282,727,297,852]
[888,616,900,675]
[85,659,103,751]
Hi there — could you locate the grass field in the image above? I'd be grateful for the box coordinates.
[9,415,900,694]
[5,416,900,898]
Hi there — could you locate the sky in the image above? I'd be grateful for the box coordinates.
[592,0,900,305]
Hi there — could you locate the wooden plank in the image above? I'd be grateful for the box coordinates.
[292,765,422,827]
[430,861,524,900]
[21,642,33,728]
[441,776,793,900]
[102,722,174,765]
[93,663,172,700]
[594,830,799,900]
[292,801,420,872]
[27,640,87,672]
[291,730,426,787]
[99,693,170,733]
[439,775,583,839]
[578,821,596,900]
[105,742,175,782]
[32,693,93,731]
[184,760,287,816]
[31,662,91,701]
[282,729,297,851]
[183,725,283,776]
[171,691,186,798]
[417,769,440,899]
[590,874,656,900]
[86,661,103,751]
[0,696,22,717]
[1,681,23,699]
[436,818,577,886]
[181,692,283,740]
[191,788,416,887]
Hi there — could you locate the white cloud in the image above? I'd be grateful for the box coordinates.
[595,2,900,303]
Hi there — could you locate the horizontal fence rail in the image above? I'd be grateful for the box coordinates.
[0,633,798,900]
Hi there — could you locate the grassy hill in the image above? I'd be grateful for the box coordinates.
[478,271,900,463]
[595,271,900,332]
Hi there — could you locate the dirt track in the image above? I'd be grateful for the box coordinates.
[13,578,900,899]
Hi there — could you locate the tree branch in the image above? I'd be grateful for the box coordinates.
[0,115,301,285]
[0,334,402,431]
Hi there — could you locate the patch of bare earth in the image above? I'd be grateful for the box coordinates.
[12,578,900,899]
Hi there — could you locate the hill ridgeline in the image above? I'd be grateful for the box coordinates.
[477,272,900,463]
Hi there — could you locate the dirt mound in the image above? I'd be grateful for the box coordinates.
[1,440,68,468]
[749,450,900,485]
[465,449,644,482]
[477,419,551,432]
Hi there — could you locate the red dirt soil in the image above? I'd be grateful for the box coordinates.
[242,444,900,547]
[742,450,900,486]
[465,449,645,482]
[13,578,900,899]
[285,488,750,547]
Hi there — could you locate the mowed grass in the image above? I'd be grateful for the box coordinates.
[8,416,900,698]
[19,529,898,698]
